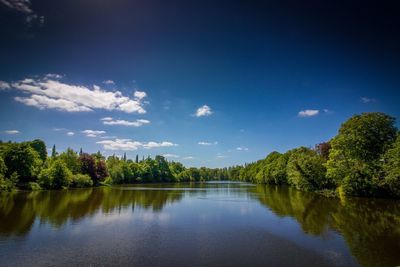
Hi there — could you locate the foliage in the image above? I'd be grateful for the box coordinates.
[70,174,93,188]
[79,153,97,183]
[29,139,47,162]
[286,147,331,191]
[326,112,397,196]
[59,148,80,174]
[38,160,72,189]
[2,143,42,183]
[382,133,400,197]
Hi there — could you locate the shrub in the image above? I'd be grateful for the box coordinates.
[71,174,93,188]
[38,160,72,189]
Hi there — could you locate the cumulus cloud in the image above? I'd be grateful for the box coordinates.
[163,154,179,158]
[0,81,10,90]
[298,109,319,117]
[66,131,75,136]
[195,105,213,117]
[97,139,178,151]
[236,147,249,151]
[361,97,376,103]
[9,77,148,113]
[103,80,115,85]
[198,141,218,146]
[101,117,150,127]
[3,130,19,134]
[81,130,106,138]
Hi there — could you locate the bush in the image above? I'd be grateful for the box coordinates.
[71,174,93,188]
[38,160,72,189]
[0,172,18,192]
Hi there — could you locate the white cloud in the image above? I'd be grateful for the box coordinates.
[9,77,148,113]
[134,91,147,100]
[236,147,249,151]
[81,130,106,138]
[97,139,178,151]
[182,156,194,160]
[195,105,213,117]
[45,73,63,79]
[100,117,113,121]
[101,117,150,127]
[103,80,115,85]
[216,155,227,159]
[298,109,319,117]
[361,97,376,103]
[3,130,19,134]
[198,141,218,146]
[163,154,179,158]
[0,81,10,90]
[66,131,75,136]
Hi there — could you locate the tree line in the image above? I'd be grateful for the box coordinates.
[0,112,399,198]
[230,112,400,198]
[0,140,230,191]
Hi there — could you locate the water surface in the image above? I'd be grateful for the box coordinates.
[0,182,399,266]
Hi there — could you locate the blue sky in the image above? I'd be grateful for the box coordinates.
[0,0,399,167]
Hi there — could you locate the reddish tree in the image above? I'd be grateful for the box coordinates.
[315,142,331,160]
[79,153,97,183]
[96,160,108,182]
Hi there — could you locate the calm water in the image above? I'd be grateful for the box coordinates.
[0,182,399,267]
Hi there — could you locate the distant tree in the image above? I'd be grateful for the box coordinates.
[79,153,97,183]
[123,152,127,161]
[3,143,42,183]
[29,139,47,162]
[96,160,108,182]
[38,159,72,189]
[59,148,80,173]
[79,147,83,156]
[135,154,139,163]
[51,144,57,158]
[315,142,331,160]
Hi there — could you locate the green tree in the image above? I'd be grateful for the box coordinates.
[286,147,330,191]
[3,143,42,183]
[58,148,80,173]
[38,159,72,189]
[51,144,57,158]
[382,133,400,197]
[29,139,47,162]
[326,112,397,196]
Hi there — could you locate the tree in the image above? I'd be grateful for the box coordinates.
[326,112,397,196]
[315,142,331,160]
[79,153,97,183]
[51,144,57,158]
[3,143,42,183]
[382,133,400,197]
[286,147,331,191]
[29,139,47,162]
[96,160,108,182]
[135,154,139,163]
[38,159,72,189]
[59,148,80,173]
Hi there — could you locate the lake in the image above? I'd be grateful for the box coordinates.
[0,182,399,267]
